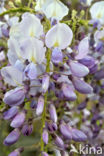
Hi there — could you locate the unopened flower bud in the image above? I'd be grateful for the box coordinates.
[72,128,87,142]
[3,87,25,106]
[60,122,72,140]
[42,129,48,145]
[10,111,26,128]
[49,104,57,123]
[36,96,44,116]
[73,77,93,94]
[8,150,20,156]
[42,74,50,93]
[4,129,20,146]
[54,135,65,149]
[22,124,33,136]
[3,106,18,120]
[62,83,77,101]
[52,48,63,64]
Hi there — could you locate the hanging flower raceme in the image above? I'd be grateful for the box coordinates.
[0,0,101,155]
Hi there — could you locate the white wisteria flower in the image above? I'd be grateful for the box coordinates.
[10,12,44,39]
[90,1,104,25]
[45,23,73,49]
[35,0,69,21]
[8,37,46,65]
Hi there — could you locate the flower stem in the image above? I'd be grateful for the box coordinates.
[0,7,35,17]
[40,49,51,153]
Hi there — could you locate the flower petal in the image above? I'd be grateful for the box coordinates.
[45,23,73,49]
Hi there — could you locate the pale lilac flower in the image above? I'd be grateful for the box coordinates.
[36,0,69,21]
[45,23,73,49]
[1,66,23,86]
[8,37,46,65]
[72,77,93,94]
[62,83,77,101]
[70,61,89,78]
[75,37,89,60]
[10,12,43,38]
[90,1,104,25]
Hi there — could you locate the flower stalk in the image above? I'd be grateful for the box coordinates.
[41,49,51,152]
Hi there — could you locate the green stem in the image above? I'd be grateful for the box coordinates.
[40,49,51,153]
[0,7,36,17]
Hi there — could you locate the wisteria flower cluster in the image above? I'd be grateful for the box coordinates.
[0,0,104,156]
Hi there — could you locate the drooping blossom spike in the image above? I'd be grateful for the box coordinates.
[49,104,57,123]
[3,87,25,106]
[62,83,77,101]
[75,37,89,60]
[72,77,93,94]
[42,74,50,93]
[22,124,33,136]
[70,61,89,78]
[90,1,104,25]
[8,150,20,156]
[59,122,72,140]
[54,135,64,149]
[10,111,26,128]
[3,106,18,120]
[72,129,87,142]
[37,0,69,21]
[51,47,63,64]
[45,23,73,49]
[10,12,43,38]
[4,129,20,146]
[24,63,37,80]
[42,152,49,156]
[36,96,44,116]
[42,129,48,145]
